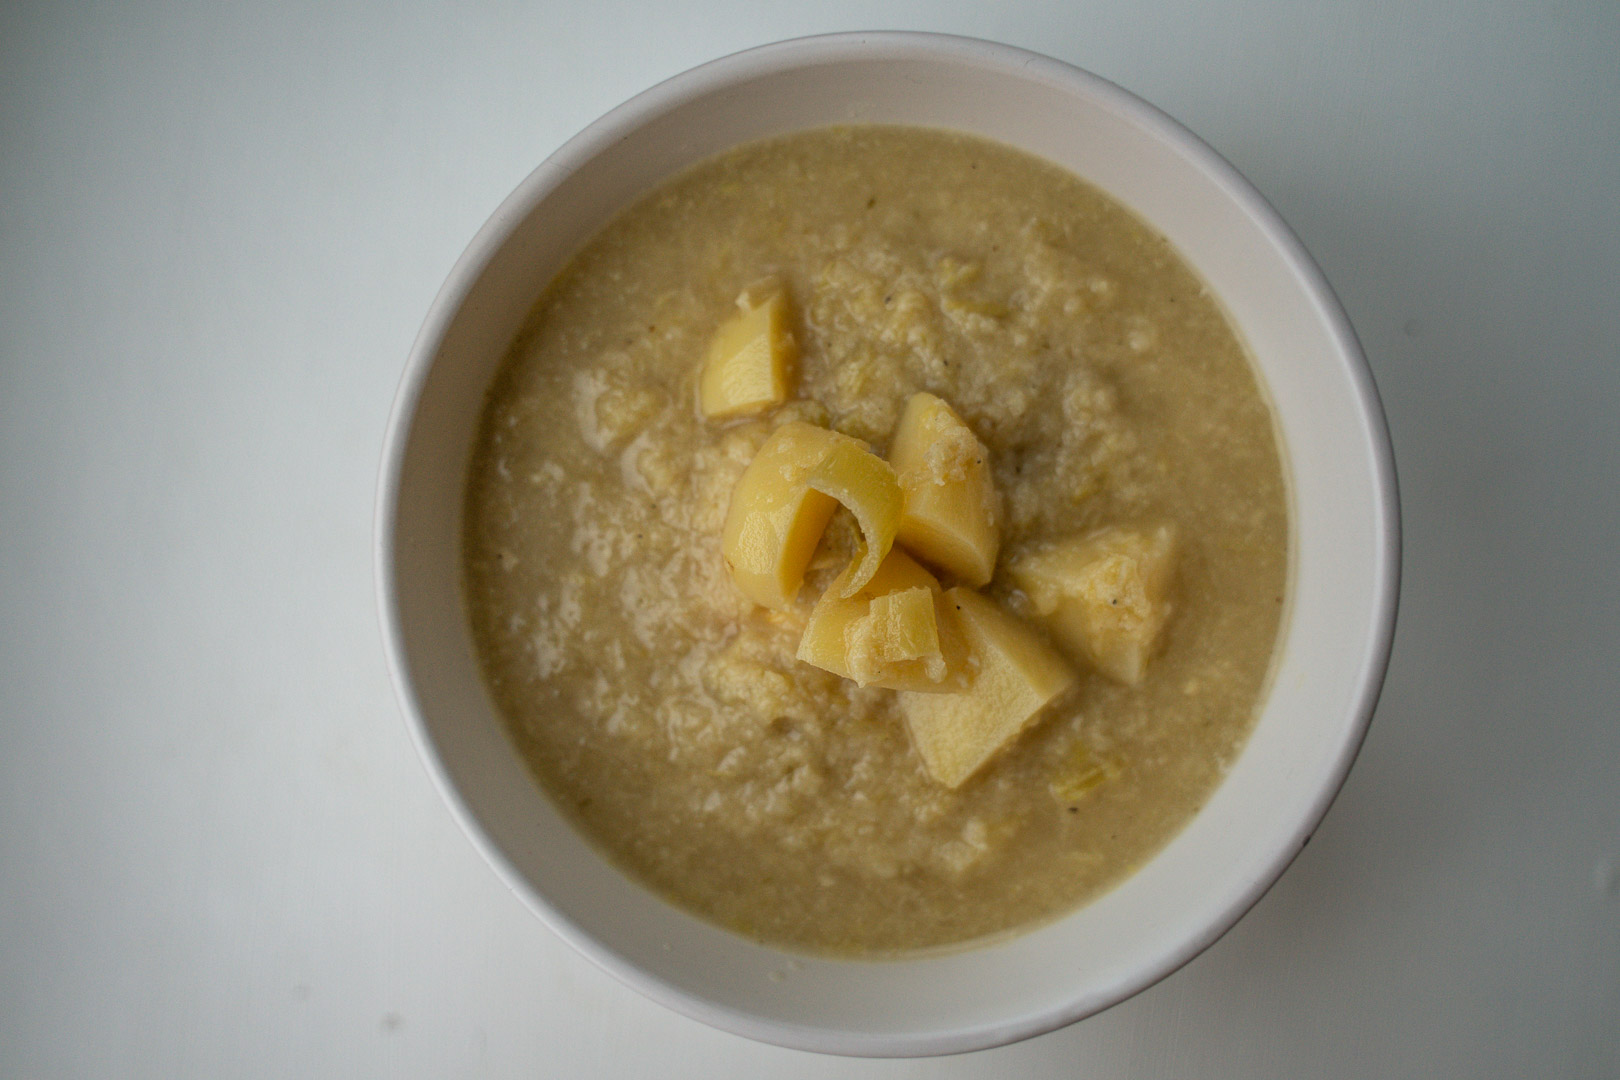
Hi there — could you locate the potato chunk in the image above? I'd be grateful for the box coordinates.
[887,392,1000,586]
[699,281,796,419]
[796,549,967,692]
[899,588,1076,788]
[720,422,846,609]
[1008,524,1177,685]
[805,440,902,597]
[851,588,941,678]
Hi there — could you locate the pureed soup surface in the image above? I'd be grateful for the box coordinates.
[463,126,1288,955]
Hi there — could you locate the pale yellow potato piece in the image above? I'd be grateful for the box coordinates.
[698,281,796,419]
[796,549,966,692]
[1008,524,1177,685]
[887,392,1000,586]
[899,588,1076,788]
[847,587,943,685]
[720,422,847,609]
[857,588,939,663]
[805,440,902,597]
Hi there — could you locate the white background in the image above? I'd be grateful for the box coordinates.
[2,2,1616,1076]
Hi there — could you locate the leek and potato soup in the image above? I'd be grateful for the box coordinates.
[462,126,1288,955]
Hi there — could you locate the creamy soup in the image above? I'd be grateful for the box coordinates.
[463,125,1288,955]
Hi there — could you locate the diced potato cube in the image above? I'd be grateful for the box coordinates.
[805,440,902,596]
[887,392,1000,586]
[900,588,1076,788]
[1008,524,1177,685]
[699,281,796,419]
[720,422,847,609]
[796,549,967,692]
[847,587,942,684]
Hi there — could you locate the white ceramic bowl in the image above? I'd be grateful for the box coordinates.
[376,32,1399,1057]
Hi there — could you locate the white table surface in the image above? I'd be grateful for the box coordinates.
[2,2,1616,1076]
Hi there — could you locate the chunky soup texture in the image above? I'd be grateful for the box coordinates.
[463,126,1288,954]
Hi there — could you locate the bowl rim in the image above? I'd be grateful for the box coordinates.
[375,29,1402,1057]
